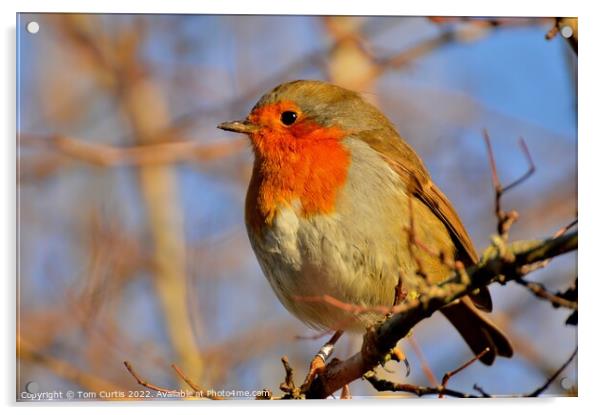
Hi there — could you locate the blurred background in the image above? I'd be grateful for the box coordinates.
[16,14,577,399]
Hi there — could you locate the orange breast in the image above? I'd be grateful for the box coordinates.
[245,104,350,233]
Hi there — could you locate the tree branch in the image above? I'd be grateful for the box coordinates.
[20,134,246,167]
[474,346,577,397]
[364,372,478,398]
[514,278,577,310]
[305,231,577,398]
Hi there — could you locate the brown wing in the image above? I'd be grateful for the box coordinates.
[356,129,492,310]
[415,180,478,264]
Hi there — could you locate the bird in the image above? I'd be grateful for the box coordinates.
[217,79,513,377]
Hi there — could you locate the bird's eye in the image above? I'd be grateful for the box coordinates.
[280,111,298,126]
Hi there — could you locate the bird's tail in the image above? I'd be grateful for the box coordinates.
[440,298,513,365]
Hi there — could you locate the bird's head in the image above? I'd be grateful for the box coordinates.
[218,80,393,158]
[217,80,397,226]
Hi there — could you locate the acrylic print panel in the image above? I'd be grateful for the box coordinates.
[16,13,577,401]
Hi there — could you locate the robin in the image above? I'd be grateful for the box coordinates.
[218,80,513,383]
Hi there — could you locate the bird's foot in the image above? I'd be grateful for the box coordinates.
[300,330,342,393]
[381,346,411,377]
[300,354,325,391]
[300,344,332,392]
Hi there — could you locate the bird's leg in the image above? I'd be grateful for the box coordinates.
[386,277,411,376]
[301,330,343,391]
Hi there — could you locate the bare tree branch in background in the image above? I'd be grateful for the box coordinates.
[42,14,205,387]
[18,339,123,394]
[20,134,247,167]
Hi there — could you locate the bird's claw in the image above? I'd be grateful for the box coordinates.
[381,346,411,377]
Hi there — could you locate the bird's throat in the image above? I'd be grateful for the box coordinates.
[245,130,350,233]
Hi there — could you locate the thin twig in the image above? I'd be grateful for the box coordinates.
[171,364,224,400]
[502,138,536,194]
[279,356,302,399]
[123,361,178,395]
[474,347,577,397]
[364,372,478,398]
[527,347,577,397]
[171,364,201,392]
[514,219,577,309]
[483,131,535,238]
[340,384,351,399]
[293,294,405,316]
[280,356,295,391]
[439,348,490,398]
[473,384,492,397]
[367,346,576,399]
[514,278,577,310]
[553,219,578,238]
[517,218,577,275]
[545,17,578,53]
[545,19,560,40]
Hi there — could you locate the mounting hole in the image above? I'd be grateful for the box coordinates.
[560,25,573,39]
[560,377,573,390]
[25,381,39,393]
[26,21,40,34]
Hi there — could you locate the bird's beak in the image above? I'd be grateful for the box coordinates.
[217,119,258,134]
